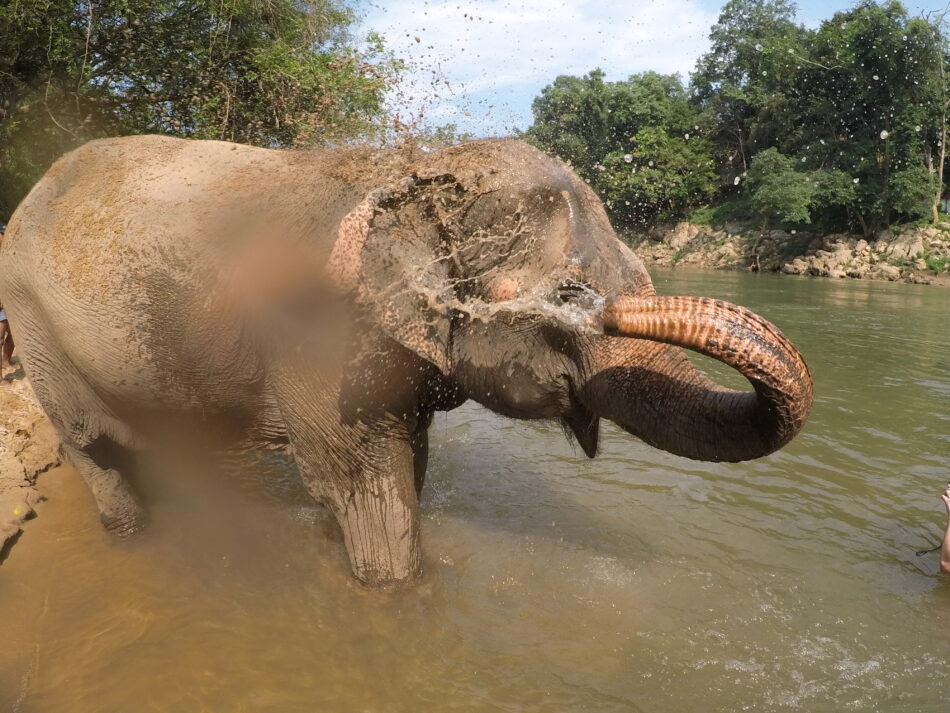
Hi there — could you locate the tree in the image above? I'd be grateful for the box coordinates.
[523,69,614,178]
[690,0,807,178]
[810,169,858,231]
[744,148,813,267]
[887,165,937,218]
[746,148,814,227]
[414,123,474,149]
[921,8,950,222]
[0,0,401,218]
[790,1,944,232]
[524,71,717,226]
[598,127,717,224]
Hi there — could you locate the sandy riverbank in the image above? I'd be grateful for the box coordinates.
[0,367,60,562]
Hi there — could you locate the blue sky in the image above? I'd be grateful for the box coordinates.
[356,0,950,137]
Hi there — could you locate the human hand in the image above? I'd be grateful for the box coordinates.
[941,483,950,517]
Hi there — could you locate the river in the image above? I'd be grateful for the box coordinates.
[1,270,949,712]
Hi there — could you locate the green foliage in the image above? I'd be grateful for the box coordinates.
[706,194,756,225]
[745,148,814,225]
[523,71,717,225]
[414,123,474,149]
[688,205,717,226]
[924,254,948,272]
[598,127,718,224]
[797,2,944,231]
[886,166,938,218]
[690,0,807,174]
[523,2,950,234]
[687,0,949,234]
[810,170,858,209]
[0,0,401,218]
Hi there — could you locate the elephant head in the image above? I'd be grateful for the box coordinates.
[330,139,813,464]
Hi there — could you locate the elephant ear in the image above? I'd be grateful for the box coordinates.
[328,174,461,374]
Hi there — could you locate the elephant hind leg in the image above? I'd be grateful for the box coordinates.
[64,436,147,536]
[12,305,147,535]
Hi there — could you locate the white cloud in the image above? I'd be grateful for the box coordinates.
[358,0,716,136]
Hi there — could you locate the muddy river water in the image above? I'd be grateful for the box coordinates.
[2,269,950,712]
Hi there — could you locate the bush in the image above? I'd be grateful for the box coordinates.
[925,254,948,273]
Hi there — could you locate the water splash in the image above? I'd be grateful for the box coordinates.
[441,282,606,334]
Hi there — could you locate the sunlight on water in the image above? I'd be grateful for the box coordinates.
[2,270,950,712]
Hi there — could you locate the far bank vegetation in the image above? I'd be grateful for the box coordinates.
[522,0,950,281]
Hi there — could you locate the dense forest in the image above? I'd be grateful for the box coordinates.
[523,0,950,238]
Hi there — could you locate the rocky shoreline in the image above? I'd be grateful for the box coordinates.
[628,222,950,287]
[0,370,60,562]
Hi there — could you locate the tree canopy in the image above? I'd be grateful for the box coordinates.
[524,0,950,236]
[0,0,401,218]
[523,71,717,226]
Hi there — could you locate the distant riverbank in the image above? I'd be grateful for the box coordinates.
[627,222,950,287]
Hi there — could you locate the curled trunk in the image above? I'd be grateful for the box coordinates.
[588,295,813,462]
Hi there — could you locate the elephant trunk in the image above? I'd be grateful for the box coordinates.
[586,295,813,462]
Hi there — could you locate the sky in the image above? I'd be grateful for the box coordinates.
[355,0,950,137]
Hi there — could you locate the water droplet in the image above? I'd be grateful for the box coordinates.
[880,130,889,140]
[873,74,880,81]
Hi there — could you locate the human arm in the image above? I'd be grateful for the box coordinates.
[940,484,950,574]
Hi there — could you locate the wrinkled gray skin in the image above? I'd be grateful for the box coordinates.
[0,136,813,586]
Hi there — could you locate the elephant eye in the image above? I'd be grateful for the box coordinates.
[556,279,595,303]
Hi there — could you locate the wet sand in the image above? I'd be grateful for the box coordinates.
[0,369,60,561]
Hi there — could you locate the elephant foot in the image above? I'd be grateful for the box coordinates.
[100,507,148,538]
[89,470,148,538]
[62,441,148,539]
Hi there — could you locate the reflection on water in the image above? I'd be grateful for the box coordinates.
[2,270,950,712]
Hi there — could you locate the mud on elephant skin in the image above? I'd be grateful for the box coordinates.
[0,136,813,586]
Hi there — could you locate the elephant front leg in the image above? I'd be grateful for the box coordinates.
[265,335,426,585]
[288,416,422,586]
[327,458,420,586]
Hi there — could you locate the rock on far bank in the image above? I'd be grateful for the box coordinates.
[0,372,60,561]
[630,222,950,286]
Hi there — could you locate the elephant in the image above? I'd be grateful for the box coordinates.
[0,136,813,586]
